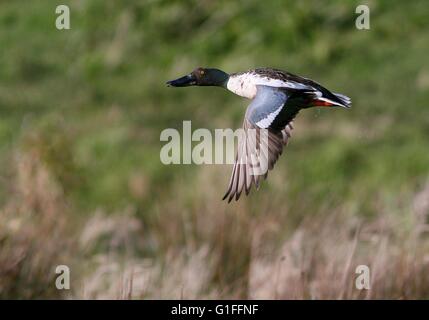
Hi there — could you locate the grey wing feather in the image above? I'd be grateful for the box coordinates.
[223,86,295,202]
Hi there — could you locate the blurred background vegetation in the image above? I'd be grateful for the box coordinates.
[0,0,428,299]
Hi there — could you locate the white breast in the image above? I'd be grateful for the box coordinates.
[226,73,258,99]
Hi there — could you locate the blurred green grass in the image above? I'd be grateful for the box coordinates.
[1,0,428,212]
[0,0,428,299]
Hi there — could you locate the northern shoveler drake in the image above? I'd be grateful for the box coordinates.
[167,67,351,202]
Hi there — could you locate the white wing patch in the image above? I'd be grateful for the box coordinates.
[255,103,284,128]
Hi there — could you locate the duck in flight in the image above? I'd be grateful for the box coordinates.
[167,67,351,202]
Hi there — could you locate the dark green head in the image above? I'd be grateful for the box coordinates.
[167,67,229,88]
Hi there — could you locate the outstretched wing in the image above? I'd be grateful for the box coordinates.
[222,86,302,202]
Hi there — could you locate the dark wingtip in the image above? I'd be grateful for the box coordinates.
[222,190,234,203]
[223,193,233,203]
[235,191,242,201]
[222,193,228,201]
[228,193,234,203]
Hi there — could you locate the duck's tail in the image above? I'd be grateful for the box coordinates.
[333,92,352,108]
[311,91,352,108]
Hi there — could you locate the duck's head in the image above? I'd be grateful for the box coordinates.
[167,67,229,87]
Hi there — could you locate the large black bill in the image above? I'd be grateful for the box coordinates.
[166,74,196,87]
